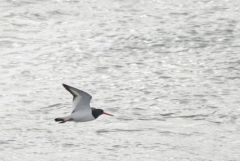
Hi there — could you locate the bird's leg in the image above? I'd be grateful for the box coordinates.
[64,117,73,122]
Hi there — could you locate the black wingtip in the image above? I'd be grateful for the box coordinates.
[62,83,68,88]
[62,84,72,91]
[62,83,78,99]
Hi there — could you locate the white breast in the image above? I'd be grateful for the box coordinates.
[71,110,95,122]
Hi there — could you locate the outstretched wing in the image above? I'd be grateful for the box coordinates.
[62,84,92,113]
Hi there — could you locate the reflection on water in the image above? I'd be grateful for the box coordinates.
[0,0,240,160]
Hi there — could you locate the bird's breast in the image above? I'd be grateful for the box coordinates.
[71,111,95,122]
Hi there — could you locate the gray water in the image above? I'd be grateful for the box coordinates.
[0,0,240,160]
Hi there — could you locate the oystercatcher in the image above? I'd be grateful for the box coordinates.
[55,84,113,123]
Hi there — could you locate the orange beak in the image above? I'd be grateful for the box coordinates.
[103,112,114,116]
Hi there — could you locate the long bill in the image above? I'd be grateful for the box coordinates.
[103,112,114,116]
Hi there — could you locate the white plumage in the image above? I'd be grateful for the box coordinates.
[55,84,113,123]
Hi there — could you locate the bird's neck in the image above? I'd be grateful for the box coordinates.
[91,108,101,118]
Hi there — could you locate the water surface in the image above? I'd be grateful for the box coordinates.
[0,0,240,160]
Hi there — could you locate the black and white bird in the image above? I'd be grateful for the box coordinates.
[55,84,113,123]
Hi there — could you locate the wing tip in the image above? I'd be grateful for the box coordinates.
[62,84,92,99]
[62,83,77,98]
[62,83,70,89]
[62,83,71,92]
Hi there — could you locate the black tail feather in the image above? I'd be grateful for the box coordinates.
[55,118,65,123]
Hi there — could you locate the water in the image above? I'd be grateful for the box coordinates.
[0,0,240,160]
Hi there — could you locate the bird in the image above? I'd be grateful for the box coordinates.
[55,84,113,123]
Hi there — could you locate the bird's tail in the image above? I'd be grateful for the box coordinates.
[55,116,72,123]
[55,117,66,123]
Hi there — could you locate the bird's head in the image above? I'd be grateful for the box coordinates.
[91,108,114,119]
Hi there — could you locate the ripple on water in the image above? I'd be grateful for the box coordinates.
[1,0,240,161]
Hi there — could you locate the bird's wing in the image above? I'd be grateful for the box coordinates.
[62,84,92,112]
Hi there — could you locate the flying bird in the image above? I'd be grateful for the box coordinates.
[55,84,113,123]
